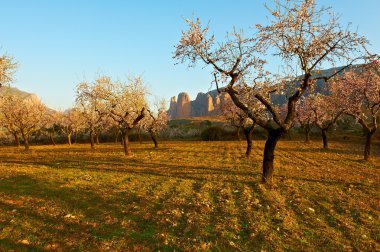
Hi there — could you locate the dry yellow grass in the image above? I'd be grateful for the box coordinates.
[0,140,379,251]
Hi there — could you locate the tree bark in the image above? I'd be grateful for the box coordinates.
[67,133,72,145]
[262,128,283,184]
[322,129,328,149]
[13,132,20,147]
[305,124,311,143]
[364,130,375,161]
[150,132,158,148]
[122,128,131,156]
[244,125,255,157]
[89,128,95,149]
[21,130,29,151]
[96,134,100,145]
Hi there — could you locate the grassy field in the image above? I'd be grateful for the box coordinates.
[0,140,379,251]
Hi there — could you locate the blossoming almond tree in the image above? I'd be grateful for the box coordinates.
[335,61,380,160]
[308,93,344,149]
[0,53,17,87]
[41,110,61,146]
[59,107,84,145]
[97,75,147,156]
[0,116,21,147]
[143,100,170,148]
[75,79,108,149]
[220,92,267,157]
[174,0,366,183]
[296,97,315,143]
[0,94,46,150]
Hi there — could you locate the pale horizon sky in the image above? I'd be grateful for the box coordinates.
[2,0,380,110]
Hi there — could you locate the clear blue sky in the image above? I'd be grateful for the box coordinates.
[2,0,380,110]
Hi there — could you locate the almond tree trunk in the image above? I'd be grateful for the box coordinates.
[322,129,328,149]
[364,130,375,161]
[96,134,100,144]
[244,125,255,157]
[150,131,158,148]
[122,128,131,156]
[21,130,30,151]
[67,133,72,145]
[262,129,283,184]
[89,128,95,149]
[49,132,56,146]
[13,132,20,147]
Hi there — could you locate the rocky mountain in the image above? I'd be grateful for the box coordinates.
[168,65,357,119]
[168,90,231,119]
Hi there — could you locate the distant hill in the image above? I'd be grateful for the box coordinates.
[0,86,38,100]
[168,65,357,119]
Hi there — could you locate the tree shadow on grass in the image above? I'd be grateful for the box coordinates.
[0,174,162,251]
[32,145,173,154]
[280,145,361,155]
[0,173,267,251]
[278,175,379,190]
[1,156,262,183]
